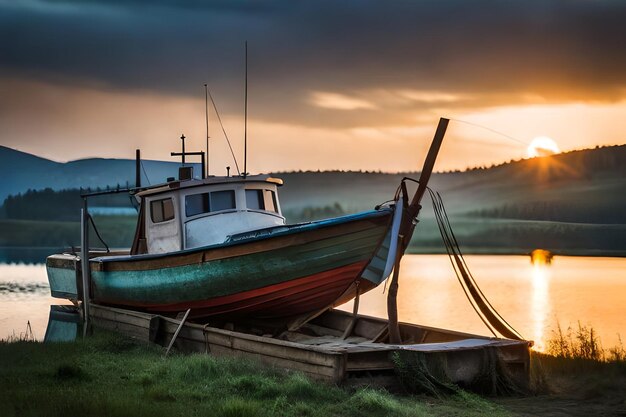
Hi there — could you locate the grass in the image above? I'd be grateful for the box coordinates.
[546,321,626,363]
[1,326,625,416]
[495,324,626,417]
[0,331,508,417]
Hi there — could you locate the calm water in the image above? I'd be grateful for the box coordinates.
[1,255,625,350]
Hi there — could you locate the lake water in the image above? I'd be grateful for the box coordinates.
[1,255,624,350]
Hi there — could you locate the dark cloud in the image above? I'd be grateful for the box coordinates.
[2,0,626,128]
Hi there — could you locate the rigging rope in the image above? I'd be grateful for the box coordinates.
[87,214,110,253]
[426,187,523,340]
[446,118,530,148]
[207,88,241,175]
[391,177,523,340]
[434,189,521,337]
[428,187,498,337]
[140,160,151,186]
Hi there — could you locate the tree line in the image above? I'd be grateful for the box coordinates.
[1,187,135,221]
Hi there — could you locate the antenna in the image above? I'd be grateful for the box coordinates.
[204,83,209,177]
[243,40,248,178]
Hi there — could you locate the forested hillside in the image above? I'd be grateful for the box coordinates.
[1,145,625,258]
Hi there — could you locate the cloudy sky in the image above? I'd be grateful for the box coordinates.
[1,0,625,173]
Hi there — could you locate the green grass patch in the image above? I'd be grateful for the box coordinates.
[0,331,513,417]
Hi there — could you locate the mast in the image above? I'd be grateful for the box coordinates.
[135,149,141,188]
[405,118,449,241]
[204,83,209,177]
[243,41,248,178]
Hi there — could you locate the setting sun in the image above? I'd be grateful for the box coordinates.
[528,136,561,157]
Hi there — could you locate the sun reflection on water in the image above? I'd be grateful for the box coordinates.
[530,262,551,351]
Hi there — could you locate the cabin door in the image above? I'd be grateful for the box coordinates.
[145,196,182,254]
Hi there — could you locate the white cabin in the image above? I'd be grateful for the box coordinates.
[132,175,285,255]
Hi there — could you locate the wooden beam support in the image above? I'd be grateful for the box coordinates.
[387,118,449,345]
[341,283,360,339]
[165,309,191,357]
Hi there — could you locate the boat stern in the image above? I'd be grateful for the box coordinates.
[46,254,80,300]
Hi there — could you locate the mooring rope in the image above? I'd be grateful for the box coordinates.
[425,186,498,337]
[433,189,522,338]
[427,187,523,340]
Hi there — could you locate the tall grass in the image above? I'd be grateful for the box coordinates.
[546,321,625,363]
[1,320,35,343]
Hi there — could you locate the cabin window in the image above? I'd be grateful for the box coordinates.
[211,190,236,212]
[264,190,278,213]
[185,193,209,217]
[245,189,264,210]
[150,198,175,223]
[245,189,278,213]
[185,190,236,217]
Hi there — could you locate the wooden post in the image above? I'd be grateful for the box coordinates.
[342,282,360,339]
[387,118,449,345]
[387,234,404,344]
[165,309,191,357]
[80,200,91,337]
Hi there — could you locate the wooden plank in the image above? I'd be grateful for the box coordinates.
[157,319,343,369]
[91,304,153,319]
[162,317,344,353]
[353,319,387,340]
[159,328,342,380]
[212,346,342,380]
[92,309,151,328]
[91,318,151,341]
[320,309,494,342]
[346,351,394,371]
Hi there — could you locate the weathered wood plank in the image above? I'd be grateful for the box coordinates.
[156,318,344,369]
[91,318,151,341]
[345,351,394,371]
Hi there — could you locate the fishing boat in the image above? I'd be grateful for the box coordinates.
[46,119,448,326]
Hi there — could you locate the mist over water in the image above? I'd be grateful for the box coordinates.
[1,255,624,350]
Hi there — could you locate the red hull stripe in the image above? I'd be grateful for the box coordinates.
[137,261,368,317]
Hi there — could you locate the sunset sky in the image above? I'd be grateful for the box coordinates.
[1,0,625,174]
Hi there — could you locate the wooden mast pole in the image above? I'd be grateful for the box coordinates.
[387,117,449,344]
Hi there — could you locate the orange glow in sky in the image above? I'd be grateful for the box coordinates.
[1,82,625,174]
[1,1,625,173]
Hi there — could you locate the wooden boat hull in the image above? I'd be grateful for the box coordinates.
[47,209,396,320]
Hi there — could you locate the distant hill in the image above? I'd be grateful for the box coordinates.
[0,146,200,202]
[1,144,625,256]
[277,145,626,220]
